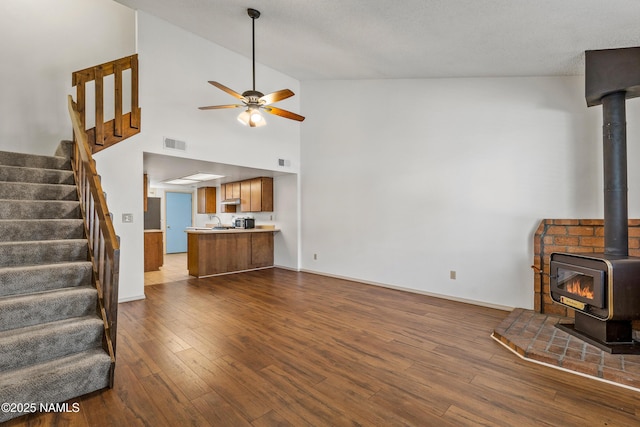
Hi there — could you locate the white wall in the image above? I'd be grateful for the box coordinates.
[8,2,640,310]
[0,0,135,155]
[301,77,640,309]
[94,11,302,301]
[273,174,300,269]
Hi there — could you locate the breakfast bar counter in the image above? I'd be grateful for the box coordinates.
[186,228,279,277]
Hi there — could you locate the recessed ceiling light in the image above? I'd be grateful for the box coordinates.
[164,178,199,185]
[182,173,225,181]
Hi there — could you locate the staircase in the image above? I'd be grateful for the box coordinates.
[0,142,111,422]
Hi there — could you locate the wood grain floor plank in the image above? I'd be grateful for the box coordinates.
[109,364,168,426]
[190,391,252,426]
[135,338,213,401]
[138,372,211,426]
[6,266,640,426]
[258,364,356,427]
[175,348,272,421]
[442,404,506,427]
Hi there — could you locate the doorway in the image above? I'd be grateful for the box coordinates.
[165,191,192,253]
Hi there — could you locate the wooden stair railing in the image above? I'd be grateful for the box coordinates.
[68,94,121,387]
[72,54,141,154]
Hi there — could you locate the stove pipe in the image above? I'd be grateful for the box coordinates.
[586,46,640,256]
[602,92,628,256]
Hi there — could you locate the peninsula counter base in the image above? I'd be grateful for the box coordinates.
[187,229,277,278]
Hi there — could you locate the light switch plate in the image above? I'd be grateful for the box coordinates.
[122,213,134,223]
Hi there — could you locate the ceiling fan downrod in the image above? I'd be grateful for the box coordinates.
[248,8,260,92]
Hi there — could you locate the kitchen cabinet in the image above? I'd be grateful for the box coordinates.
[240,180,252,212]
[197,186,216,214]
[222,182,240,213]
[250,177,273,212]
[227,177,273,213]
[239,177,273,212]
[226,182,241,199]
[144,230,163,271]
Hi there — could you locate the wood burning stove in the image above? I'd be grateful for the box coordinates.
[549,47,640,353]
[550,253,640,352]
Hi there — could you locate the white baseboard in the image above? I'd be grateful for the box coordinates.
[274,264,301,272]
[118,294,146,303]
[299,268,514,312]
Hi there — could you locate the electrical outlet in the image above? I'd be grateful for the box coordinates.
[122,213,134,223]
[450,270,456,280]
[313,253,317,260]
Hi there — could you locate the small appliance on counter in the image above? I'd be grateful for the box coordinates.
[234,217,255,229]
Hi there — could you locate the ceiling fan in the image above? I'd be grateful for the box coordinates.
[198,8,305,127]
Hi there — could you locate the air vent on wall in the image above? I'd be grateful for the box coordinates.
[163,137,186,151]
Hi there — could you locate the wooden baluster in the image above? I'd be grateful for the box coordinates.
[114,61,123,138]
[93,206,100,260]
[99,235,105,286]
[131,55,140,129]
[95,66,104,146]
[76,82,86,132]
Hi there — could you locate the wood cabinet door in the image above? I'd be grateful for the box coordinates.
[144,232,163,272]
[248,177,273,212]
[250,178,262,212]
[231,182,241,198]
[240,180,252,212]
[250,232,274,268]
[197,187,216,214]
[260,178,273,212]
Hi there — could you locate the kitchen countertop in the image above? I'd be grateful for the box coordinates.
[144,229,163,233]
[186,227,279,234]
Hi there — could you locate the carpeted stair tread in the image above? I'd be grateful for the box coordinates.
[0,219,84,242]
[0,143,113,422]
[0,199,81,219]
[0,151,71,170]
[0,261,92,297]
[0,316,104,371]
[0,240,88,268]
[0,181,77,201]
[0,348,111,422]
[0,164,74,185]
[0,286,97,332]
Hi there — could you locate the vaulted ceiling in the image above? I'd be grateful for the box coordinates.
[115,0,640,81]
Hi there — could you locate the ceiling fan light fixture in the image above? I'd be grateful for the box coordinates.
[237,108,266,127]
[199,8,305,125]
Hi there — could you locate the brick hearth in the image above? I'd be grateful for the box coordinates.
[492,219,640,391]
[493,308,640,391]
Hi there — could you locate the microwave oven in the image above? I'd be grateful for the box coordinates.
[234,218,255,229]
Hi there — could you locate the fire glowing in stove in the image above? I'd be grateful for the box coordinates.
[564,277,594,299]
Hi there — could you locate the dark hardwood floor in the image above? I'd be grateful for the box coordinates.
[7,268,640,426]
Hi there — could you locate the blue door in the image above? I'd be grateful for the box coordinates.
[166,192,192,253]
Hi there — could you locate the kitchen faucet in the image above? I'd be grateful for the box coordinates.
[209,215,222,227]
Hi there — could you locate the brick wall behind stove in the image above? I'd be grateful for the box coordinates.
[533,219,640,332]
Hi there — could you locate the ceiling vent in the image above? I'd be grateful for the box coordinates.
[163,137,186,151]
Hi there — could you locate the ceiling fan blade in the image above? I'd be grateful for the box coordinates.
[263,106,305,122]
[208,81,247,101]
[260,89,294,105]
[198,104,243,110]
